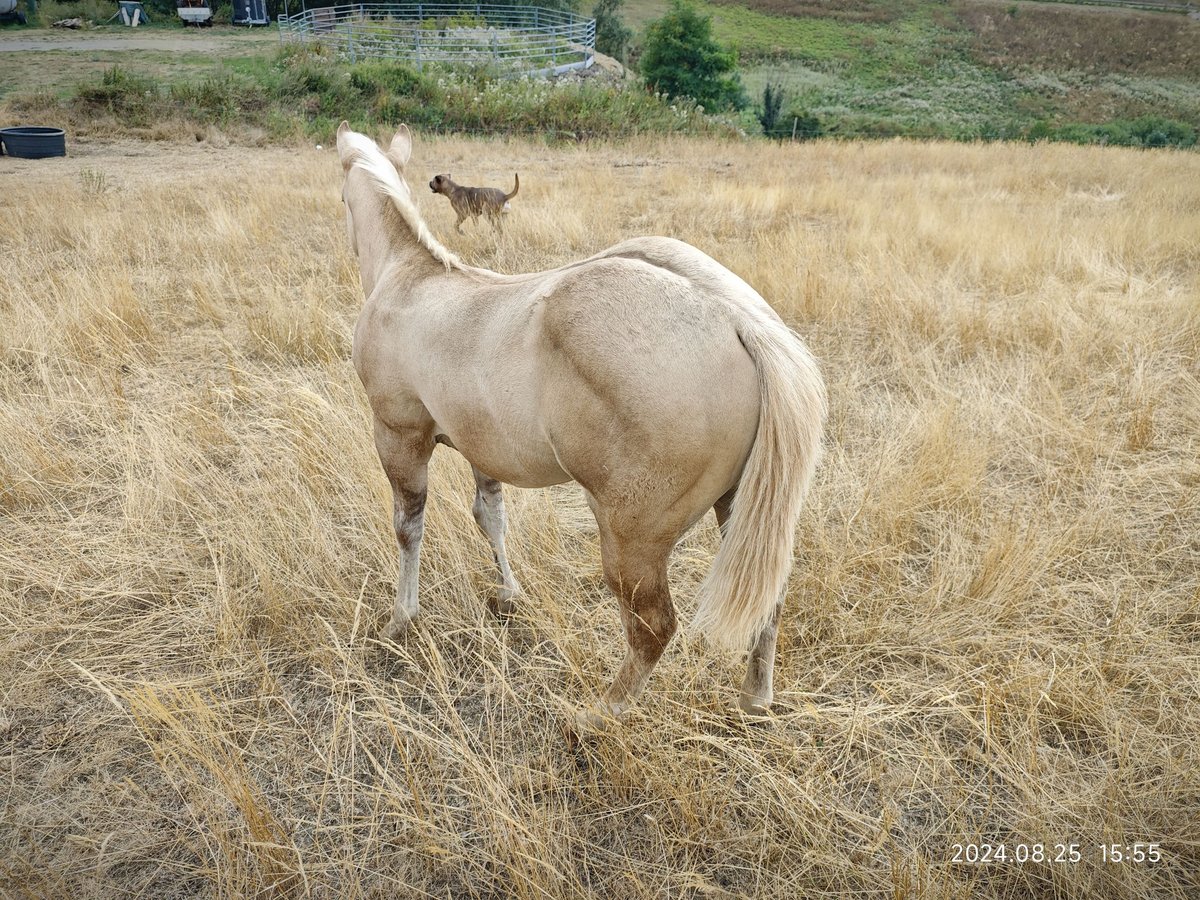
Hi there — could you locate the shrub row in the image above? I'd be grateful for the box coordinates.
[1026,116,1197,149]
[20,48,1199,150]
[60,48,735,141]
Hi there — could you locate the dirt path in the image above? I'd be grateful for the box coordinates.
[0,27,277,53]
[0,35,231,51]
[0,137,318,187]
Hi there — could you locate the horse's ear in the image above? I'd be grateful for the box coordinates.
[335,120,355,171]
[388,124,413,167]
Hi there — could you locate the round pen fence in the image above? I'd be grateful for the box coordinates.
[278,4,596,75]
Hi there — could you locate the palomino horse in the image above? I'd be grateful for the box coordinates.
[336,123,826,732]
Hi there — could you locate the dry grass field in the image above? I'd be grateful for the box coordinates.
[2,133,1199,899]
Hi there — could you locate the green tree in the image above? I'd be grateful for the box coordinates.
[758,82,784,137]
[639,0,745,111]
[592,0,632,60]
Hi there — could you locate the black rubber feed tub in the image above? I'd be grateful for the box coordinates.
[0,126,67,159]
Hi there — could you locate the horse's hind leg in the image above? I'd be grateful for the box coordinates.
[576,511,679,733]
[714,488,783,715]
[373,419,434,642]
[713,486,736,538]
[471,466,522,617]
[740,601,783,714]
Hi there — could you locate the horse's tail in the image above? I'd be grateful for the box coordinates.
[691,312,827,650]
[505,173,520,201]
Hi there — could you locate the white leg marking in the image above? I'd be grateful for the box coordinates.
[472,467,522,616]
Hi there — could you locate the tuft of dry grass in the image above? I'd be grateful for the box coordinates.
[2,134,1199,898]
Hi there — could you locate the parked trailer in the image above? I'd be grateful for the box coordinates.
[177,0,213,26]
[233,0,269,25]
[0,0,27,25]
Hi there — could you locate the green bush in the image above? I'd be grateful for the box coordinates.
[767,103,821,140]
[344,63,442,125]
[141,0,178,18]
[639,0,746,111]
[279,64,336,99]
[1129,117,1195,148]
[450,12,486,28]
[170,75,269,121]
[1046,117,1196,149]
[349,64,426,100]
[75,66,159,124]
[1025,120,1053,143]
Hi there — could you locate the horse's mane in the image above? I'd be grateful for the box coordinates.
[344,132,460,271]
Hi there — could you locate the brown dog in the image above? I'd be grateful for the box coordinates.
[429,172,519,233]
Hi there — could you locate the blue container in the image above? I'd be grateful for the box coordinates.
[0,126,67,159]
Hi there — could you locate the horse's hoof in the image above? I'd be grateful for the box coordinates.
[491,590,520,619]
[573,704,617,737]
[380,615,414,643]
[738,692,773,717]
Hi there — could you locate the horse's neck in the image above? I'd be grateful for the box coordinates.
[356,202,446,297]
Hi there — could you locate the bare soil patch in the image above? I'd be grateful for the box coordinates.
[0,26,275,53]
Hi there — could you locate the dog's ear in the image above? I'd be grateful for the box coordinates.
[387,124,413,168]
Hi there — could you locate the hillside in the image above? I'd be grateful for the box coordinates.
[629,0,1200,142]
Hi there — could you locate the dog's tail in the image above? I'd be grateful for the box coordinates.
[505,173,519,201]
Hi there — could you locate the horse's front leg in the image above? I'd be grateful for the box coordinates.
[471,466,522,618]
[373,419,434,641]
